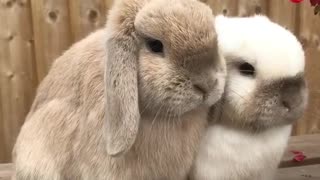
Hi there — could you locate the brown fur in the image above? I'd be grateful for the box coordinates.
[12,0,226,179]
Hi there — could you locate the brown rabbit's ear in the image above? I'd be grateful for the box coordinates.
[104,0,145,156]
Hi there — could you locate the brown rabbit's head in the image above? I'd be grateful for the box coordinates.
[105,0,225,156]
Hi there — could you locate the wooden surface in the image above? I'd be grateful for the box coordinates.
[0,0,320,163]
[276,165,320,180]
[281,134,320,168]
[1,164,320,180]
[0,0,38,163]
[1,134,319,179]
[0,164,12,180]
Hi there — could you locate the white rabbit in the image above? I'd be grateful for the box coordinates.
[191,15,308,180]
[12,0,226,180]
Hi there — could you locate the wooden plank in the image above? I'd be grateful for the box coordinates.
[237,0,268,16]
[0,0,10,164]
[276,165,320,180]
[294,2,320,135]
[0,163,12,180]
[267,0,298,33]
[280,134,320,168]
[0,0,37,163]
[2,165,320,180]
[104,0,114,13]
[30,0,72,81]
[204,0,238,16]
[69,0,108,41]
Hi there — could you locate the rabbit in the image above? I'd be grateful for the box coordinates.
[12,0,226,180]
[190,15,308,180]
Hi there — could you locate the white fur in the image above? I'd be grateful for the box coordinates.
[191,15,305,180]
[194,125,291,180]
[215,15,306,119]
[215,15,304,80]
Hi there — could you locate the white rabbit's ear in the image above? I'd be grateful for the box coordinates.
[104,0,144,156]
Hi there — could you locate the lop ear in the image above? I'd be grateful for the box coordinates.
[105,35,140,156]
[104,0,145,156]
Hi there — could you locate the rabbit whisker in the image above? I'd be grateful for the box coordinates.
[228,88,251,104]
[140,95,156,115]
[151,101,166,129]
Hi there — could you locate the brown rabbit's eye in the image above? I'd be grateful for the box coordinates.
[146,39,163,53]
[239,62,255,76]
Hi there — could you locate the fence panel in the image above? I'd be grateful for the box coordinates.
[0,0,37,163]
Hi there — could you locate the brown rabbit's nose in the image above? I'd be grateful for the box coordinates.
[192,77,218,96]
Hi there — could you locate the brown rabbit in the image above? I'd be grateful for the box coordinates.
[12,0,226,179]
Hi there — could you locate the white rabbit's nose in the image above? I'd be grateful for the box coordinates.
[279,76,308,122]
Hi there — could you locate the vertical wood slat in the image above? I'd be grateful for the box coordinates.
[237,0,268,16]
[268,0,298,33]
[104,0,114,14]
[104,0,114,23]
[295,2,320,135]
[69,0,107,42]
[205,0,238,16]
[0,0,37,163]
[0,0,10,163]
[31,0,72,82]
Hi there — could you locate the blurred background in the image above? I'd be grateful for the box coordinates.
[0,0,319,163]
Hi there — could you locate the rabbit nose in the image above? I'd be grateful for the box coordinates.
[192,77,218,96]
[281,90,303,112]
[279,76,307,116]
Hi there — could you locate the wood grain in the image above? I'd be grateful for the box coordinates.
[0,0,37,163]
[294,2,320,135]
[280,134,320,168]
[237,0,268,16]
[0,163,12,180]
[30,0,72,81]
[69,0,107,41]
[268,0,298,32]
[205,0,238,16]
[276,165,320,180]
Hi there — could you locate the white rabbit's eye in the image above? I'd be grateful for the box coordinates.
[239,62,255,76]
[146,39,163,53]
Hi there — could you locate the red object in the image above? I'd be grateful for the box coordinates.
[310,0,320,6]
[290,150,307,162]
[290,0,304,3]
[293,154,307,162]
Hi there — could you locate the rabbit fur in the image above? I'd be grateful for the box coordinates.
[190,15,308,180]
[12,0,226,180]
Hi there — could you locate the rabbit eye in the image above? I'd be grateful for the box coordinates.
[146,39,163,53]
[239,62,255,76]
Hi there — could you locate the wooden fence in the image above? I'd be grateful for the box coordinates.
[0,0,319,163]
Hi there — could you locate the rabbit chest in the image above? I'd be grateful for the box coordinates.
[129,107,208,179]
[73,106,208,180]
[193,124,292,180]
